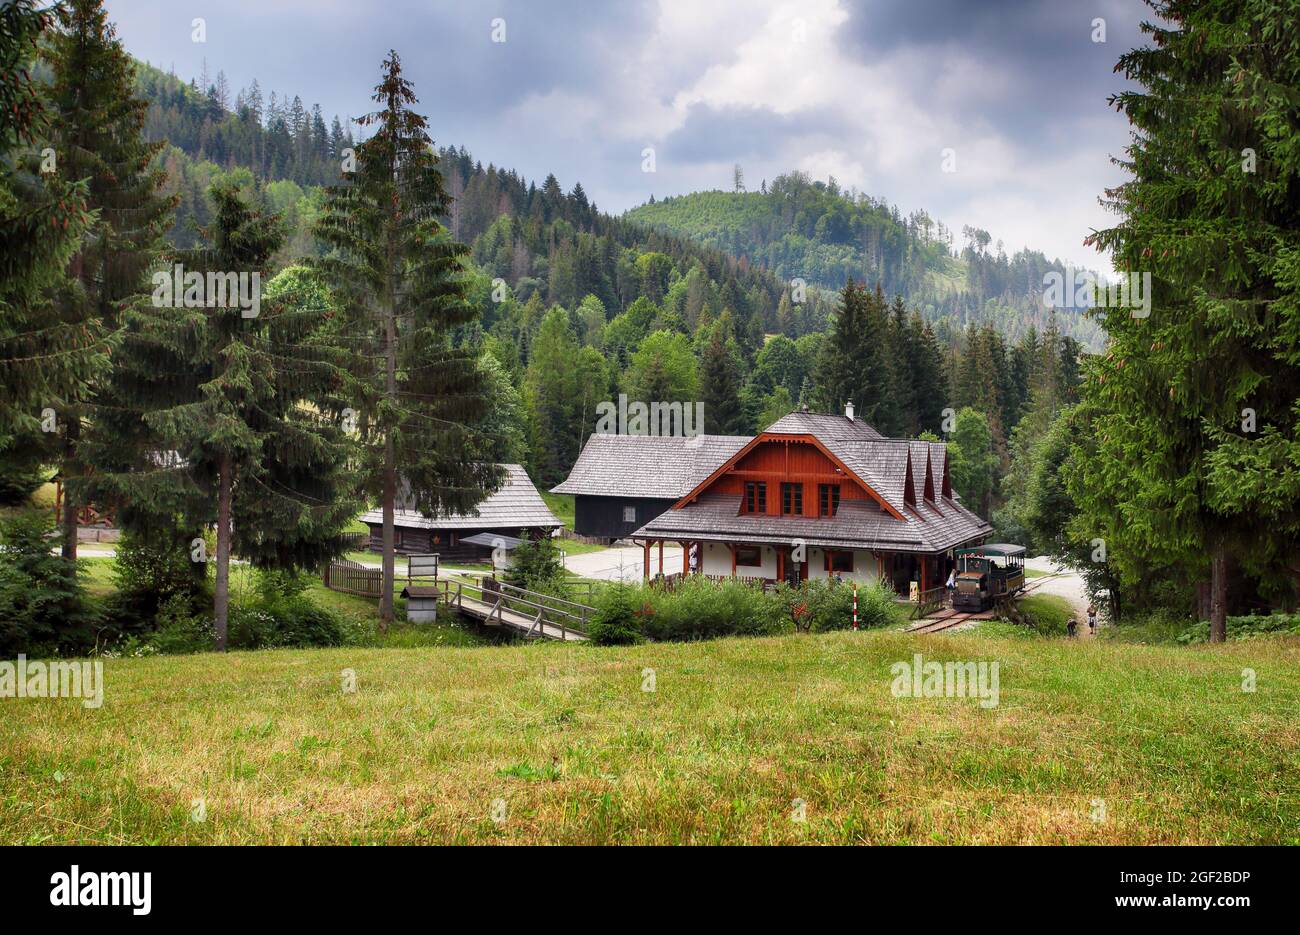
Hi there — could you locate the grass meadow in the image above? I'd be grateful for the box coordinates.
[2,626,1296,844]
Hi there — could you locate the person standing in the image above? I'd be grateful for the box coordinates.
[1067,617,1078,639]
[1087,603,1098,634]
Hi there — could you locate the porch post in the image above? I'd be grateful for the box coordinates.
[682,541,688,576]
[642,539,650,581]
[658,539,664,578]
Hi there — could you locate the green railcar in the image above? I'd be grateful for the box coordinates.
[951,544,1026,611]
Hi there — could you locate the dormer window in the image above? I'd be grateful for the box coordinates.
[744,481,767,514]
[818,483,840,517]
[781,482,803,515]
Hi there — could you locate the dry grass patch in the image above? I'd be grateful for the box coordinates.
[1,630,1297,844]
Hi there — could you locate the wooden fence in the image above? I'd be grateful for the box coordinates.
[322,558,383,597]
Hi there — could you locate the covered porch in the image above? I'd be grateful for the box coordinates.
[633,536,956,597]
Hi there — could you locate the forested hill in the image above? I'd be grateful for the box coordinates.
[132,60,838,342]
[626,178,1105,350]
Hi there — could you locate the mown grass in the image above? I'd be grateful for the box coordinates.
[2,629,1296,844]
[1015,593,1074,635]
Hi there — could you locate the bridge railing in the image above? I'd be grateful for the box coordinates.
[432,577,592,640]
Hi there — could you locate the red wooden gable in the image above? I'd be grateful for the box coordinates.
[673,432,905,520]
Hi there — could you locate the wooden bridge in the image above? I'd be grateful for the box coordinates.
[433,577,592,641]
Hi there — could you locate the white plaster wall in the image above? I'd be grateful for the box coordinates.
[808,548,880,586]
[696,543,879,585]
[700,541,778,578]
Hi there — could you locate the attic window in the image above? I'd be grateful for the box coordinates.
[781,482,803,516]
[623,505,637,523]
[744,481,767,514]
[818,484,840,517]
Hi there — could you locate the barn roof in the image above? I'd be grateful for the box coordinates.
[550,433,749,498]
[360,464,561,531]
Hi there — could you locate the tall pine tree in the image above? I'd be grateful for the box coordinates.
[698,320,746,434]
[45,0,175,561]
[86,181,361,649]
[1073,0,1300,639]
[314,51,498,626]
[0,0,100,504]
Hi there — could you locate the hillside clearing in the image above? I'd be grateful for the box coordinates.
[2,630,1296,844]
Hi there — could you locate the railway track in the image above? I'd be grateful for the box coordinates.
[906,607,993,634]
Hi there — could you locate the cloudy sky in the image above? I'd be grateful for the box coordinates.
[105,0,1154,268]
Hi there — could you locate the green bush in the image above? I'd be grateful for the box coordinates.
[642,576,783,641]
[773,579,899,633]
[506,534,566,591]
[145,596,214,654]
[105,527,210,633]
[587,583,646,645]
[587,577,901,645]
[0,510,98,655]
[1176,613,1300,645]
[228,570,347,649]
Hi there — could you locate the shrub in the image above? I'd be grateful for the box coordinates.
[229,570,348,649]
[146,596,214,654]
[643,576,783,641]
[506,534,566,591]
[105,527,210,633]
[1176,613,1300,645]
[773,579,898,633]
[587,583,646,645]
[0,510,98,655]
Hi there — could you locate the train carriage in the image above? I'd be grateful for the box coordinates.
[951,544,1026,611]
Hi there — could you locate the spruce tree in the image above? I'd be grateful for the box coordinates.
[698,321,746,434]
[314,51,498,626]
[813,280,895,428]
[0,0,100,504]
[44,0,175,561]
[1074,0,1300,639]
[86,182,361,650]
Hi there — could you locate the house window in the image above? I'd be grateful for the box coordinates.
[622,505,637,523]
[736,546,762,567]
[781,482,803,515]
[818,484,841,517]
[744,481,767,514]
[825,550,854,573]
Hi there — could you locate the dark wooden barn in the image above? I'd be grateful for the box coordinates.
[551,434,748,541]
[360,464,562,561]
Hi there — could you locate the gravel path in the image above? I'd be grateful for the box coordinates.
[1024,555,1098,637]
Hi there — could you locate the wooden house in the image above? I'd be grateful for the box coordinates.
[557,406,992,596]
[359,464,561,561]
[550,434,749,541]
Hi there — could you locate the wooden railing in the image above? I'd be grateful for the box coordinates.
[322,558,383,598]
[911,585,947,620]
[432,577,593,640]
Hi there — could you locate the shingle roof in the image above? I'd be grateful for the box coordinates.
[550,433,749,498]
[764,410,884,441]
[626,411,991,555]
[361,464,561,530]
